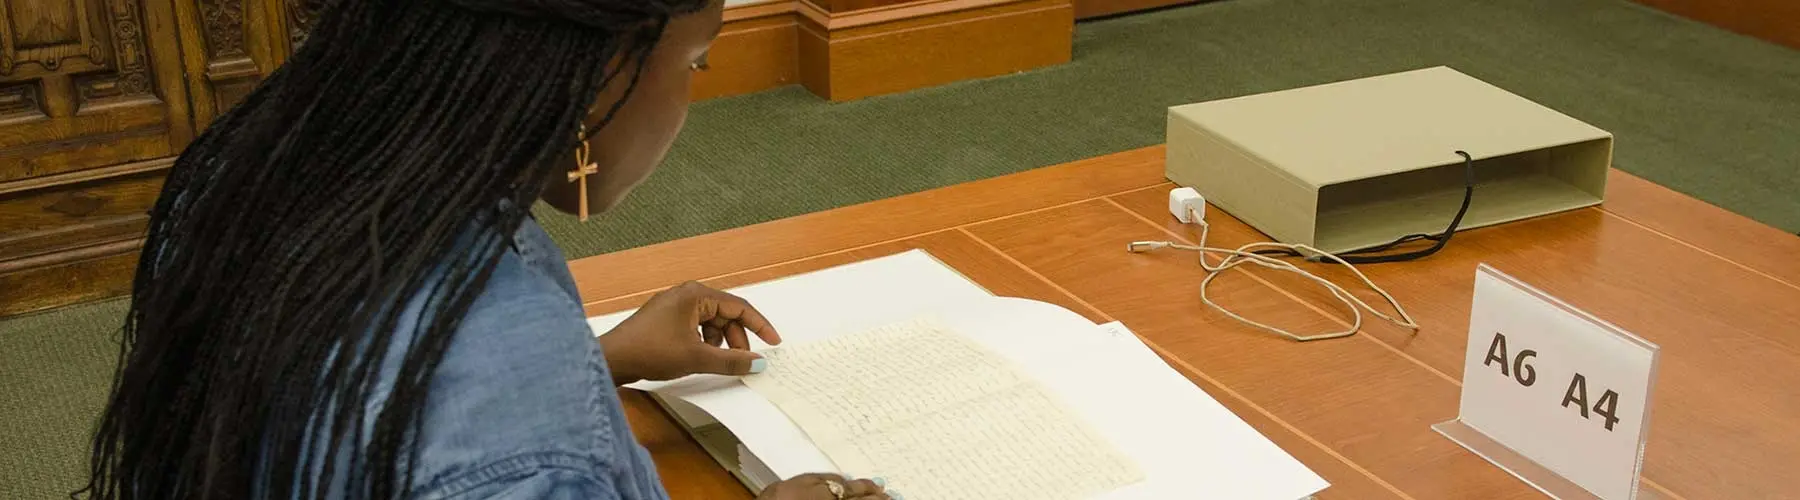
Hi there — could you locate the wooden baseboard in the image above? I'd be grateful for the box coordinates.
[808,0,916,12]
[698,0,1074,102]
[692,1,803,101]
[0,241,139,318]
[1634,0,1800,49]
[1074,0,1197,19]
[0,160,165,318]
[799,0,1074,101]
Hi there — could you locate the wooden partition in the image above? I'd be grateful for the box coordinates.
[691,2,807,100]
[1634,0,1800,49]
[696,0,1075,102]
[797,0,1073,101]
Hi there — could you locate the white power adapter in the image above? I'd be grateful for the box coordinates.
[1168,187,1205,223]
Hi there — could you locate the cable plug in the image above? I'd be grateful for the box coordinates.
[1128,241,1171,253]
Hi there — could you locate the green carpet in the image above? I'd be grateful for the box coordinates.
[6,0,1798,496]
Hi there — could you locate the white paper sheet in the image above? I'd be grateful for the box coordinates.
[588,249,1330,499]
[1079,320,1332,500]
[741,317,1145,500]
[590,250,995,476]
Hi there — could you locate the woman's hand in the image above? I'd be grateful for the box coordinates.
[758,474,893,500]
[599,281,783,385]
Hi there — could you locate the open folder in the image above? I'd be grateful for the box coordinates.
[589,250,1328,499]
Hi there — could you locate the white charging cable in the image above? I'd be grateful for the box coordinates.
[1128,188,1421,341]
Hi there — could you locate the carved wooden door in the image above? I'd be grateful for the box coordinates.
[172,0,303,125]
[0,0,194,176]
[0,0,197,315]
[0,0,313,317]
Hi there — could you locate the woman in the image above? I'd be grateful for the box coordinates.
[79,0,893,498]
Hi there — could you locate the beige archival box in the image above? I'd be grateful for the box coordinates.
[1166,66,1614,254]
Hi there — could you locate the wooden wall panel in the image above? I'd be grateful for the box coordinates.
[0,245,137,317]
[0,0,301,319]
[0,0,195,177]
[174,0,294,125]
[798,0,1074,102]
[697,0,1078,102]
[0,169,162,254]
[0,166,162,316]
[0,0,197,318]
[691,2,800,101]
[1634,0,1800,49]
[280,0,321,54]
[796,12,832,98]
[811,0,914,12]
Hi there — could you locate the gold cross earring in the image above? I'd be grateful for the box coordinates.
[567,124,600,221]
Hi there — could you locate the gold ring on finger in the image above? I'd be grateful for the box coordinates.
[822,478,846,499]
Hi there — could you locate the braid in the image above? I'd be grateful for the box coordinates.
[78,0,708,498]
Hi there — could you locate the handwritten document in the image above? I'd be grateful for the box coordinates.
[740,317,1143,499]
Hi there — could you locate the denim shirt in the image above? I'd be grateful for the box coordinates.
[297,214,667,500]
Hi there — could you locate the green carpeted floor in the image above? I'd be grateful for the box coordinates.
[5,0,1797,496]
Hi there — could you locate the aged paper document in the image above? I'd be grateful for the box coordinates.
[740,317,1143,499]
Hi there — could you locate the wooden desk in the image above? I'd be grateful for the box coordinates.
[571,147,1800,500]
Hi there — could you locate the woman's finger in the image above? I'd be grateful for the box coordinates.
[686,343,765,376]
[702,289,782,345]
[725,322,751,350]
[783,473,888,500]
[705,314,733,329]
[775,472,842,499]
[701,325,725,347]
[841,477,886,498]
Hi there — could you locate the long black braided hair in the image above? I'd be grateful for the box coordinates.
[79,0,708,498]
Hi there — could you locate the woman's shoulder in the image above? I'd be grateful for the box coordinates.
[406,242,627,474]
[385,221,658,497]
[505,214,582,301]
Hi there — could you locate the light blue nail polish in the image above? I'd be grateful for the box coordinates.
[871,477,886,488]
[889,491,903,500]
[749,358,768,374]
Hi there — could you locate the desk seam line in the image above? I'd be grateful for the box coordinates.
[1595,207,1800,292]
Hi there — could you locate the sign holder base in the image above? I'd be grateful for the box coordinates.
[1434,419,1667,500]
